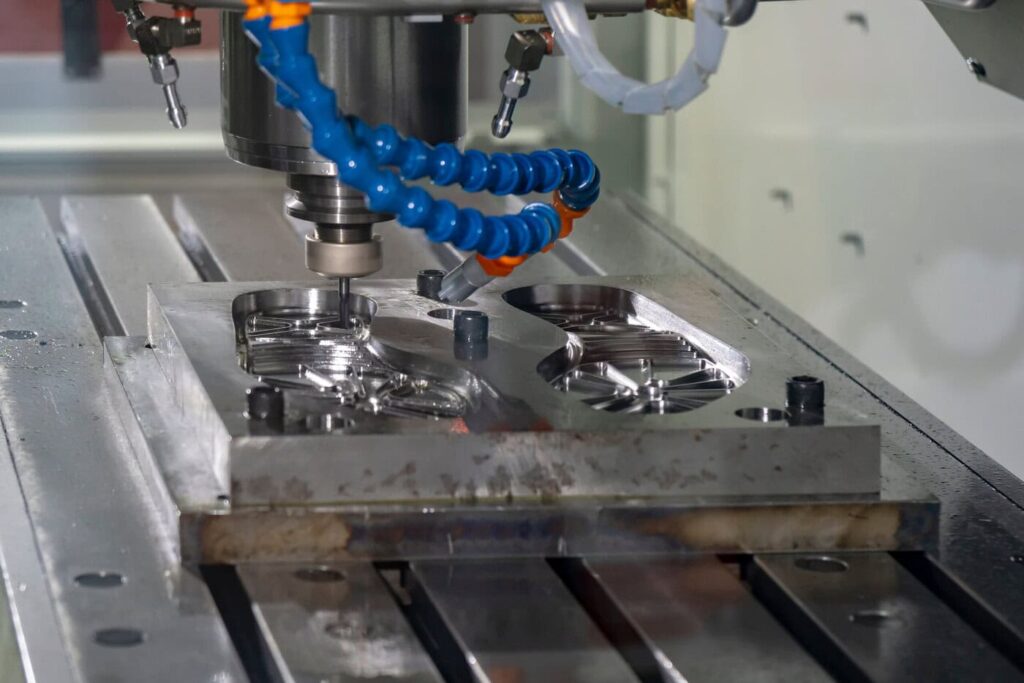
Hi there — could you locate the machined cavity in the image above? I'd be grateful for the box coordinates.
[233,288,467,424]
[505,284,747,415]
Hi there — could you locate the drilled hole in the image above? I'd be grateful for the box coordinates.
[735,407,787,423]
[428,308,456,321]
[74,572,125,589]
[0,330,37,340]
[94,628,145,647]
[849,609,893,627]
[0,300,26,309]
[794,556,849,573]
[294,567,346,583]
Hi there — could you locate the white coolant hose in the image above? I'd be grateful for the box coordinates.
[540,0,729,114]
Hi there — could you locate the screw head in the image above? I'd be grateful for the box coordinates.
[247,385,284,423]
[416,269,445,300]
[453,310,489,343]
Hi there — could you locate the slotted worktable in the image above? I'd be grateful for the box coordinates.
[1,190,1023,682]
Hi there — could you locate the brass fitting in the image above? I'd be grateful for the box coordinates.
[651,0,695,20]
[511,13,547,24]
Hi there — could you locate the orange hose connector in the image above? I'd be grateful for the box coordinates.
[244,0,269,21]
[268,1,311,29]
[476,191,590,277]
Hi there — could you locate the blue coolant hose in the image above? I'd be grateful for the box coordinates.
[243,12,600,260]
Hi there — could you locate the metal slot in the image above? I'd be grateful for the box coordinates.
[59,196,200,336]
[894,552,1024,674]
[379,564,478,683]
[236,563,445,683]
[173,194,310,282]
[745,553,1022,683]
[504,284,747,415]
[551,556,832,683]
[52,213,124,338]
[201,565,285,683]
[401,559,639,682]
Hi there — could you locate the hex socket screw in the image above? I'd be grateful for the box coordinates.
[786,375,825,410]
[247,385,284,423]
[453,310,489,344]
[416,269,445,300]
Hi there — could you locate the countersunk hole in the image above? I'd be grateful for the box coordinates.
[849,609,893,627]
[0,300,26,309]
[0,330,37,340]
[294,567,346,583]
[735,407,787,423]
[428,308,456,321]
[794,556,849,573]
[74,572,125,589]
[94,628,145,647]
[790,375,820,384]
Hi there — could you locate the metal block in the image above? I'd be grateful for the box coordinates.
[139,278,882,506]
[100,274,937,562]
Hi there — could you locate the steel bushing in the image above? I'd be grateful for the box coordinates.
[305,234,383,278]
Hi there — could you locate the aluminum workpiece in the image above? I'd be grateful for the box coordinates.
[2,190,1024,681]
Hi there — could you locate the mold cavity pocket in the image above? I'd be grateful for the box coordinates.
[504,284,748,415]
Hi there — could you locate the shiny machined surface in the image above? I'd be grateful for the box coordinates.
[238,288,468,420]
[3,190,1024,681]
[505,284,742,414]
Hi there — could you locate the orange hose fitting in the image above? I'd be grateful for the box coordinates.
[476,254,528,277]
[543,190,588,252]
[269,1,312,29]
[244,0,269,21]
[553,191,589,227]
[174,4,196,20]
[478,191,590,276]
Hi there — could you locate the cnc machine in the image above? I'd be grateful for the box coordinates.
[2,0,1024,681]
